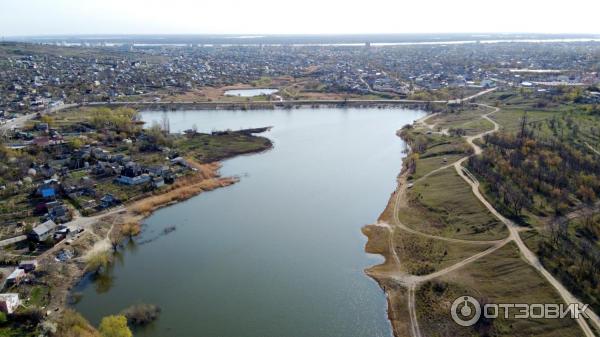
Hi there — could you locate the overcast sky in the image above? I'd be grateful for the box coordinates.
[2,0,600,36]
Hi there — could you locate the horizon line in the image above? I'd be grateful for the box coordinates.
[5,32,600,38]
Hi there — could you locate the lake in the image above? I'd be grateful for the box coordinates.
[73,107,424,337]
[224,88,278,97]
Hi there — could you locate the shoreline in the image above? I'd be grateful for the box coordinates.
[40,144,273,318]
[361,112,432,337]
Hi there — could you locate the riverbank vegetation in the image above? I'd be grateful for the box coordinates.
[396,119,506,240]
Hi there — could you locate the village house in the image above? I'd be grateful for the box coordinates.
[116,173,151,185]
[99,194,119,209]
[18,260,38,272]
[152,177,165,188]
[91,147,111,161]
[148,165,170,177]
[5,269,26,286]
[0,294,20,314]
[47,201,71,223]
[28,220,57,242]
[36,178,60,200]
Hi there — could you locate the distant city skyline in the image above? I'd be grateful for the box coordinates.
[2,0,600,36]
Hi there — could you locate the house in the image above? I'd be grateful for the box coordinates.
[91,147,111,161]
[170,157,190,168]
[18,260,38,272]
[48,202,71,223]
[480,79,496,88]
[29,220,57,242]
[35,123,49,132]
[93,161,120,176]
[6,269,26,286]
[152,177,165,189]
[82,199,97,210]
[37,179,60,199]
[116,174,151,186]
[40,187,56,199]
[121,162,143,177]
[100,194,119,209]
[54,226,70,241]
[0,294,20,314]
[148,165,170,177]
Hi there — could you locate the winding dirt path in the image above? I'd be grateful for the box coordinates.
[377,103,599,337]
[407,284,422,337]
[455,104,599,337]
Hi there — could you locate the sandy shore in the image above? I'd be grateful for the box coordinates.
[361,117,427,337]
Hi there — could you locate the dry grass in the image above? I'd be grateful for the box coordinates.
[55,309,101,337]
[84,251,112,274]
[417,243,585,337]
[130,160,237,215]
[120,222,141,237]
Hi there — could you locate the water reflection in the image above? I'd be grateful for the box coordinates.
[73,107,424,337]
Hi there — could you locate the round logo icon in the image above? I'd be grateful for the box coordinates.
[451,296,481,326]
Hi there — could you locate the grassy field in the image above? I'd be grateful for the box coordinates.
[416,243,584,337]
[490,108,561,133]
[400,168,507,240]
[406,132,472,180]
[428,108,496,136]
[175,132,272,163]
[411,153,464,180]
[393,231,493,275]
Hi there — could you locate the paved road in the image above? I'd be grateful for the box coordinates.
[1,88,495,136]
[0,103,79,132]
[448,87,498,105]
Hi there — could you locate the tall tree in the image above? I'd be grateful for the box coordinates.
[98,315,132,337]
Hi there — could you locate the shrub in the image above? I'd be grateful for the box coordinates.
[85,252,112,274]
[98,315,132,337]
[55,309,101,337]
[121,303,161,326]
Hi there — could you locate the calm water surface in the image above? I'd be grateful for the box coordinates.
[73,107,424,337]
[224,88,278,97]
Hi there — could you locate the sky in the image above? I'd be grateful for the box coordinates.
[1,0,600,36]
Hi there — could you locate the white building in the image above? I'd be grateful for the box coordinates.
[6,269,25,286]
[0,294,20,314]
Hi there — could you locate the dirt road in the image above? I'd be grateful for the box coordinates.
[373,103,599,337]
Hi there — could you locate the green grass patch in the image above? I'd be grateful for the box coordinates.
[400,168,507,240]
[393,231,493,275]
[429,108,495,135]
[176,133,272,163]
